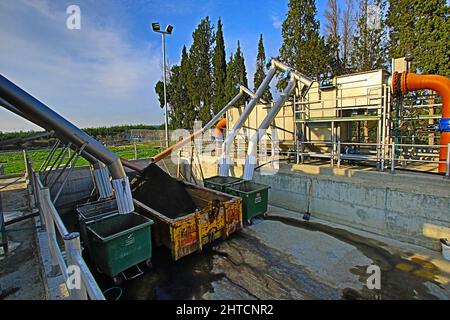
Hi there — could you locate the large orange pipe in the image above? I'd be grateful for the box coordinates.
[393,72,450,173]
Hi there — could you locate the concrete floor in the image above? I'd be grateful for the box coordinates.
[115,205,450,300]
[0,177,45,300]
[3,173,450,300]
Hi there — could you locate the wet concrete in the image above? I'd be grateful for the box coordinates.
[263,215,447,300]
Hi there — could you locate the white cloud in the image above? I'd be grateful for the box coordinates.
[0,0,163,132]
[271,15,282,30]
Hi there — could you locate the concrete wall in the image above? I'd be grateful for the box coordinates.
[196,159,450,251]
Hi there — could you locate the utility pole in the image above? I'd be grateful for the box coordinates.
[152,22,174,148]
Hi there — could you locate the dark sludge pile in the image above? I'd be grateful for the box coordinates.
[131,163,197,219]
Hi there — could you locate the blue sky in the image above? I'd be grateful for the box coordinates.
[0,0,332,131]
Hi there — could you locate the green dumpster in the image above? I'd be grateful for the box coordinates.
[76,198,118,249]
[226,181,270,223]
[203,176,242,193]
[86,213,154,279]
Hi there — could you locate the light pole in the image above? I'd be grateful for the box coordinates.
[152,22,173,148]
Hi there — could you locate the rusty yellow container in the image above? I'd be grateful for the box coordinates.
[133,182,243,261]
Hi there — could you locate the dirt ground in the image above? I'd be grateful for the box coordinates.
[0,177,45,300]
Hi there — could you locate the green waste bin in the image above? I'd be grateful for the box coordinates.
[226,181,270,223]
[76,198,118,249]
[86,213,154,278]
[203,176,242,193]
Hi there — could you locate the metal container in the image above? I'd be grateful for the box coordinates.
[226,181,270,223]
[86,213,153,278]
[133,182,243,261]
[203,176,242,193]
[76,198,119,249]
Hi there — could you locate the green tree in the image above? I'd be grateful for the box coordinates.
[225,53,238,103]
[279,0,330,82]
[387,0,449,76]
[166,46,196,129]
[154,80,165,108]
[324,0,342,75]
[187,17,215,124]
[253,34,273,102]
[234,41,248,91]
[234,41,249,103]
[166,65,183,129]
[179,46,197,128]
[224,42,249,105]
[350,0,387,72]
[212,18,228,115]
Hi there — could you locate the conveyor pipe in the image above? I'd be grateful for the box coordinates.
[243,75,297,180]
[219,62,278,176]
[0,96,100,165]
[0,74,133,213]
[149,87,248,164]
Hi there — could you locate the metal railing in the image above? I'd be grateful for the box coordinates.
[296,140,450,177]
[25,153,105,300]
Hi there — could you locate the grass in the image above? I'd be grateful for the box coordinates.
[0,143,160,175]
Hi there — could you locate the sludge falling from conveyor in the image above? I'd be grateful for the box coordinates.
[131,163,197,219]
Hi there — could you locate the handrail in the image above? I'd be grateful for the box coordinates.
[25,153,105,300]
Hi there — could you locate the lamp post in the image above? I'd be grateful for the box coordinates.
[152,22,173,148]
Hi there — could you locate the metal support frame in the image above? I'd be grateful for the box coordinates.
[39,140,60,173]
[52,144,86,204]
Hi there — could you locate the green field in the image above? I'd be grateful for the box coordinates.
[0,144,160,175]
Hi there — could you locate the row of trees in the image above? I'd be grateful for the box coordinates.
[156,0,449,129]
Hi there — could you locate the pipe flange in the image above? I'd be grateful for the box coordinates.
[392,72,400,95]
[401,71,409,96]
[439,118,450,132]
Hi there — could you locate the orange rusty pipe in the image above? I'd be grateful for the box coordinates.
[393,72,450,173]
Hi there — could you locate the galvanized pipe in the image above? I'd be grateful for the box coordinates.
[0,75,124,178]
[243,76,297,180]
[219,62,277,176]
[0,74,133,213]
[0,96,100,166]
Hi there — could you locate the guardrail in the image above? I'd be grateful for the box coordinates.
[24,153,105,300]
[296,141,450,176]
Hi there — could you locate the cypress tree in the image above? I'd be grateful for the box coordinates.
[225,53,237,103]
[179,46,196,128]
[234,41,249,103]
[212,18,227,115]
[279,0,329,81]
[188,17,215,124]
[253,34,273,102]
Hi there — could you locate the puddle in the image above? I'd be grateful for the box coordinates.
[264,215,445,299]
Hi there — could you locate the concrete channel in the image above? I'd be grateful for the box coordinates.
[1,158,450,300]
